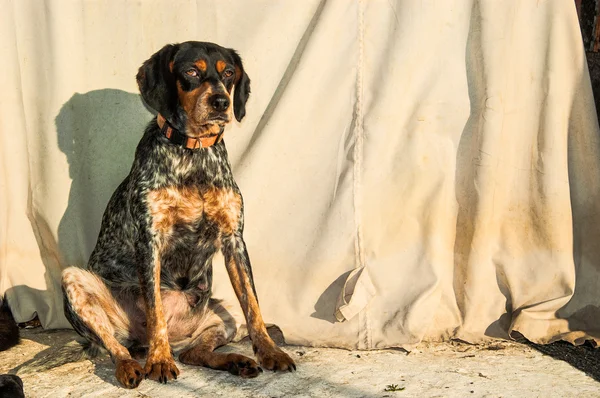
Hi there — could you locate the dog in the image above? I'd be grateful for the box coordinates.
[61,41,295,389]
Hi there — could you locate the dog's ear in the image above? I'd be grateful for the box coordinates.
[229,50,251,122]
[136,44,180,118]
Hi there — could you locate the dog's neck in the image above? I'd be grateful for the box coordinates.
[157,114,224,150]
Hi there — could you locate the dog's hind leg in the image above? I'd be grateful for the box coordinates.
[61,267,145,389]
[178,300,262,378]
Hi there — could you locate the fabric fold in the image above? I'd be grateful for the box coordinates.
[335,266,376,322]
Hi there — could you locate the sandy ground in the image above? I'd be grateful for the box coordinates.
[0,328,598,398]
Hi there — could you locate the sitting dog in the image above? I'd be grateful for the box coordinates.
[61,41,295,389]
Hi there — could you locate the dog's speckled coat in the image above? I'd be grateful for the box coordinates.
[61,42,295,389]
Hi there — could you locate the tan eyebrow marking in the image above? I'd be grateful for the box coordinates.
[195,59,207,72]
[216,60,227,73]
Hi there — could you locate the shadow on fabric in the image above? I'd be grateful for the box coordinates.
[55,89,152,270]
[23,89,152,328]
[310,270,352,324]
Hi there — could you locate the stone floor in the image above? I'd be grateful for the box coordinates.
[0,328,598,398]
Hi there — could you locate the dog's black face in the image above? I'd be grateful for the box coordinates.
[137,41,251,137]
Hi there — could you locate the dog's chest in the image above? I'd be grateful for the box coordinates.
[147,185,242,242]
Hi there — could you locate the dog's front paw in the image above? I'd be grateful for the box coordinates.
[225,353,263,378]
[254,343,296,372]
[115,359,144,389]
[144,356,180,384]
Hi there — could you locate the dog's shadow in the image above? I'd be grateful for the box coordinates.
[55,89,153,269]
[6,329,115,385]
[9,89,154,386]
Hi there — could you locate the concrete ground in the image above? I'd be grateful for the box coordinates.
[0,328,598,398]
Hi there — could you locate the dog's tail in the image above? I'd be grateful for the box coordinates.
[0,296,19,352]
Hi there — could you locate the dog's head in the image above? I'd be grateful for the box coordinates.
[136,41,251,137]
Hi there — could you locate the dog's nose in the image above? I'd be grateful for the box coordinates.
[210,94,230,112]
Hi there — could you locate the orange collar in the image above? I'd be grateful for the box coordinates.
[157,114,224,149]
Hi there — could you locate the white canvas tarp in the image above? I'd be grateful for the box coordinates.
[1,0,599,350]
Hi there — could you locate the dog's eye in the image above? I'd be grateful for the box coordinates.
[223,70,234,78]
[186,69,198,77]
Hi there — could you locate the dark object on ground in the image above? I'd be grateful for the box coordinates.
[0,374,24,398]
[586,51,600,123]
[529,340,600,382]
[514,334,600,382]
[578,0,597,51]
[0,297,19,351]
